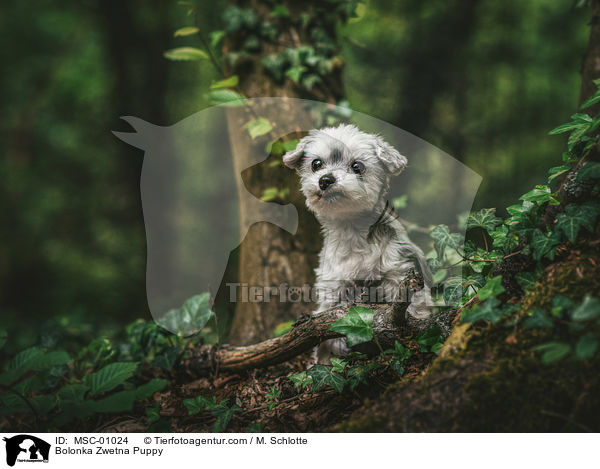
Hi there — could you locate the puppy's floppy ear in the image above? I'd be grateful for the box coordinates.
[282,137,308,170]
[375,136,407,176]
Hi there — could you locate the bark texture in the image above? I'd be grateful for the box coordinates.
[223,0,346,345]
[191,270,448,375]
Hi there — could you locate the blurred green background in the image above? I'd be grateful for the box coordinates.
[0,0,588,354]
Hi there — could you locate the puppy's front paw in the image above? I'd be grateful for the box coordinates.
[314,339,349,365]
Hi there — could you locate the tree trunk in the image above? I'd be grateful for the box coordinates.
[223,0,346,345]
[579,0,600,114]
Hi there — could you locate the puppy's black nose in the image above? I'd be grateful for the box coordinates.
[319,174,336,190]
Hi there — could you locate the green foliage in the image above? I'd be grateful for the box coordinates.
[272,320,294,338]
[210,76,239,89]
[467,208,502,231]
[174,26,200,37]
[384,341,412,375]
[184,395,241,432]
[328,306,374,348]
[260,186,289,202]
[308,364,346,393]
[577,161,600,181]
[164,47,209,61]
[532,342,572,364]
[0,292,212,429]
[575,333,598,360]
[555,202,600,242]
[265,385,281,410]
[415,327,444,354]
[477,276,505,301]
[243,118,273,139]
[430,224,462,257]
[571,295,600,321]
[208,89,245,106]
[83,362,138,396]
[156,293,214,336]
[289,371,313,390]
[245,422,264,432]
[0,347,71,387]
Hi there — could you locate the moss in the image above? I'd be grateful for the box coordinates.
[520,244,600,313]
[339,299,599,431]
[338,239,600,432]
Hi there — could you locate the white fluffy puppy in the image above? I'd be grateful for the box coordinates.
[283,124,432,362]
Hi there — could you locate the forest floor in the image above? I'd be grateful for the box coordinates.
[94,348,435,433]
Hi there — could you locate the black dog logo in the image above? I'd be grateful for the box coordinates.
[3,435,50,467]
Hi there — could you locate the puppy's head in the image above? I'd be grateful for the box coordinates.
[283,124,407,220]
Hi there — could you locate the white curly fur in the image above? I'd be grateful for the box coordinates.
[283,124,431,363]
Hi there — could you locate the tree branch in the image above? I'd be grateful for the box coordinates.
[187,271,455,376]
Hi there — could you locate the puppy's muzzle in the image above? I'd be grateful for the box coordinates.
[318,174,336,190]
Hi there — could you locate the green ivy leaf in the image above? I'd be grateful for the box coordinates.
[430,225,462,257]
[467,208,501,231]
[261,53,287,82]
[306,365,329,391]
[575,333,599,360]
[577,161,600,181]
[307,365,346,393]
[83,362,139,396]
[515,272,538,291]
[210,76,239,89]
[477,276,505,301]
[270,4,290,17]
[285,65,307,83]
[531,229,561,261]
[183,395,216,415]
[164,47,209,61]
[174,26,200,37]
[547,164,572,182]
[212,404,242,432]
[328,306,374,348]
[523,309,554,329]
[385,340,412,362]
[157,293,214,336]
[556,203,599,242]
[330,358,348,374]
[289,371,312,390]
[244,118,273,139]
[151,346,180,371]
[571,295,600,321]
[519,185,558,205]
[533,342,571,364]
[462,298,503,323]
[208,89,245,107]
[415,326,444,352]
[443,277,464,305]
[328,372,346,393]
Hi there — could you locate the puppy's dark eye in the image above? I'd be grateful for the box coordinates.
[351,161,365,174]
[311,159,323,172]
